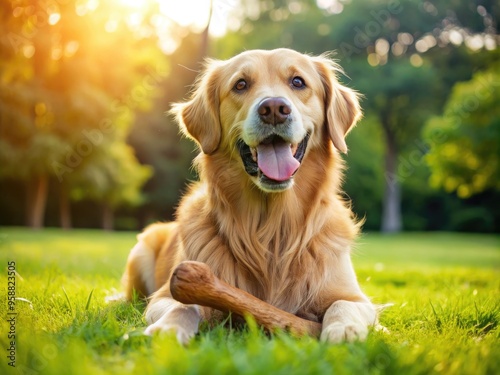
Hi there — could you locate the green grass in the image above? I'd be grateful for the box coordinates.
[0,228,499,375]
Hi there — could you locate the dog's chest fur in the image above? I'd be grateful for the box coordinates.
[177,181,354,320]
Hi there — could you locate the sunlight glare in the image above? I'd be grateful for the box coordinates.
[76,0,99,16]
[118,0,149,8]
[99,0,236,54]
[48,13,61,25]
[159,0,211,31]
[105,18,119,33]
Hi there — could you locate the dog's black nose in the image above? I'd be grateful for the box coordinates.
[257,97,292,125]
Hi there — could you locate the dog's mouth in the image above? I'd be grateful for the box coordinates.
[238,134,309,190]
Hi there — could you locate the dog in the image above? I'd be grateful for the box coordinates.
[122,48,378,344]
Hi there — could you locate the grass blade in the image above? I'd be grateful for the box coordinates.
[85,289,94,311]
[429,301,442,332]
[62,287,73,315]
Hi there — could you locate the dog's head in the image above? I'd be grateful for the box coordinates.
[173,48,361,192]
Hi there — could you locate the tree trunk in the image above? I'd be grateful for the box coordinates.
[102,204,114,231]
[59,187,72,230]
[381,127,402,233]
[25,182,34,227]
[26,175,48,229]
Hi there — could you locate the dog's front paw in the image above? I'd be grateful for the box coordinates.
[320,322,368,343]
[144,322,196,345]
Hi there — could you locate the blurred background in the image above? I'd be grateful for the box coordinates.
[0,0,498,233]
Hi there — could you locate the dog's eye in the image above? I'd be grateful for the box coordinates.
[291,76,306,89]
[234,79,248,92]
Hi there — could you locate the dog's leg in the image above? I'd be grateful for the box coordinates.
[122,241,156,300]
[144,286,202,345]
[320,300,376,343]
[320,251,377,343]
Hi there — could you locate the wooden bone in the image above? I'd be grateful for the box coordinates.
[170,261,322,337]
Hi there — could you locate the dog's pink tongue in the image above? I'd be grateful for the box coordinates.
[257,142,300,182]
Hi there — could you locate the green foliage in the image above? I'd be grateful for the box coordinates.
[343,115,385,229]
[0,0,162,225]
[70,142,152,208]
[424,65,500,198]
[127,35,206,221]
[1,228,499,374]
[0,131,66,179]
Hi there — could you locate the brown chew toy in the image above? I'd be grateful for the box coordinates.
[170,261,322,337]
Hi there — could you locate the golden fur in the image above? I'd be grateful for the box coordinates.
[122,48,377,344]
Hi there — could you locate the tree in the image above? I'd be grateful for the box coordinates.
[354,59,439,232]
[114,0,234,227]
[0,0,162,229]
[127,9,216,225]
[342,115,385,229]
[69,142,152,230]
[424,63,500,199]
[0,81,69,228]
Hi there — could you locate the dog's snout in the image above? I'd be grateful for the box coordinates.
[257,97,292,125]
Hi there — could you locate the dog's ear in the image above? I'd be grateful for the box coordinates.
[171,60,222,155]
[313,57,362,153]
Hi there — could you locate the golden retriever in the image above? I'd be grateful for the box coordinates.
[122,48,378,344]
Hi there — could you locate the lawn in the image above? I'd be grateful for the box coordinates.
[0,228,499,375]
